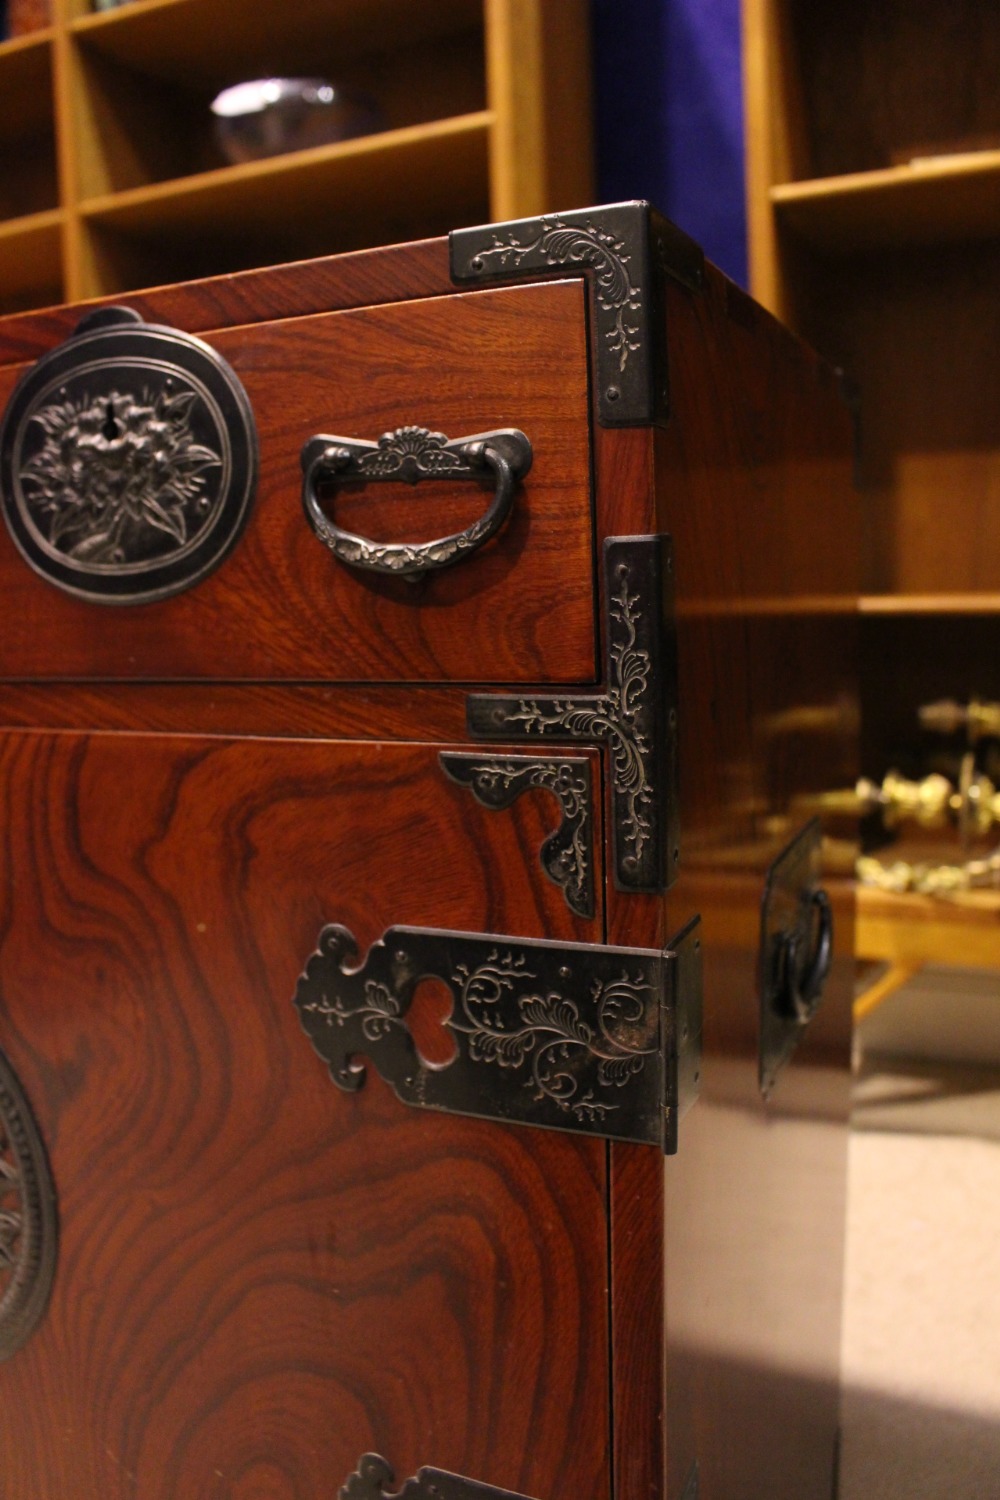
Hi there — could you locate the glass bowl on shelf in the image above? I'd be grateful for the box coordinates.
[210,78,386,165]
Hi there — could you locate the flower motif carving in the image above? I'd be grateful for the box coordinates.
[354,426,473,481]
[19,385,221,566]
[447,951,655,1122]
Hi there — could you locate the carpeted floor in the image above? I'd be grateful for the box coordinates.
[839,968,1000,1499]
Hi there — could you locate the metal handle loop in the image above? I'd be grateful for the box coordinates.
[300,425,532,578]
[776,887,834,1025]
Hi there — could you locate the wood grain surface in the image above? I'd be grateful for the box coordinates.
[0,238,455,366]
[0,732,609,1500]
[0,278,596,684]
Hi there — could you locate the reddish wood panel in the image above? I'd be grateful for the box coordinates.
[647,263,856,1500]
[0,238,455,366]
[0,682,470,742]
[0,732,609,1500]
[0,279,597,685]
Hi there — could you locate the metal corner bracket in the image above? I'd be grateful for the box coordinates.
[468,535,680,893]
[450,201,704,428]
[438,752,595,918]
[294,916,702,1154]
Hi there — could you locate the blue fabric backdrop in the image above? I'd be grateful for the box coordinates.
[591,0,747,286]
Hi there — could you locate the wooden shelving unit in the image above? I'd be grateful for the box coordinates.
[742,0,1000,976]
[0,0,593,312]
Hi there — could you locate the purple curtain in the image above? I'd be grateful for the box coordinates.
[591,0,748,286]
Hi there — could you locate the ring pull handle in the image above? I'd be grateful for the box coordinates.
[774,887,834,1025]
[300,425,532,578]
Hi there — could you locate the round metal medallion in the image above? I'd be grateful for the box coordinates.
[0,306,258,604]
[0,1048,57,1362]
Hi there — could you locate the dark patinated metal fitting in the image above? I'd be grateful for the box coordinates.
[0,1048,58,1363]
[294,917,702,1154]
[450,201,704,427]
[340,1454,539,1500]
[467,535,680,894]
[758,818,834,1098]
[0,306,258,604]
[438,752,595,918]
[301,425,532,578]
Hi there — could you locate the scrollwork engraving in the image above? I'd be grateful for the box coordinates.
[468,216,642,375]
[439,754,594,916]
[293,924,668,1145]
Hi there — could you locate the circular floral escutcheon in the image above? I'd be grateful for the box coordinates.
[0,306,258,604]
[0,1048,57,1362]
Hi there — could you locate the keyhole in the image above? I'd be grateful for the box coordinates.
[407,978,458,1068]
[102,402,120,441]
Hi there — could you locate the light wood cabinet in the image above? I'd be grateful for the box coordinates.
[742,0,1000,975]
[0,0,593,313]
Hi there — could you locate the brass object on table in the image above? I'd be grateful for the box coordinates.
[919,697,1000,743]
[856,848,1000,896]
[804,755,1000,840]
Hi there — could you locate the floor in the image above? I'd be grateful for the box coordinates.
[839,966,1000,1499]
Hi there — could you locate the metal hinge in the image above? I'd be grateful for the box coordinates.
[341,1455,536,1500]
[294,916,702,1153]
[468,535,680,894]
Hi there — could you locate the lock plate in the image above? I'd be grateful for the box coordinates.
[294,918,701,1152]
[0,306,257,604]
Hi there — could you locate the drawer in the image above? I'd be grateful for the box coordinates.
[0,279,597,684]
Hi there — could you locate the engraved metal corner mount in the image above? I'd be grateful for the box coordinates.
[439,752,594,918]
[0,1048,58,1362]
[341,1454,538,1500]
[468,535,680,894]
[450,201,704,427]
[294,917,701,1153]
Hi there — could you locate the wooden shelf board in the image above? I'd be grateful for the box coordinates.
[857,884,1000,969]
[80,111,491,235]
[71,0,483,86]
[0,208,63,299]
[772,155,1000,253]
[0,26,53,59]
[860,594,1000,615]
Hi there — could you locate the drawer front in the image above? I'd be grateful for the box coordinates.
[0,280,596,684]
[0,731,609,1500]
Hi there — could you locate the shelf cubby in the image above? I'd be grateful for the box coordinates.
[0,0,593,308]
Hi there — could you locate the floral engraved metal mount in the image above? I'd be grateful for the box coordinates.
[293,917,702,1152]
[0,1048,57,1363]
[468,536,679,893]
[301,426,531,578]
[439,752,594,917]
[0,306,258,603]
[340,1454,540,1500]
[451,202,702,426]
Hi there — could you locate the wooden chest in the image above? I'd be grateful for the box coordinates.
[0,204,858,1500]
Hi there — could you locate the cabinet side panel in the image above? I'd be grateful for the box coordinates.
[655,267,858,1499]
